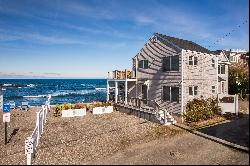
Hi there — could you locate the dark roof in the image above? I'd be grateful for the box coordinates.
[155,33,211,54]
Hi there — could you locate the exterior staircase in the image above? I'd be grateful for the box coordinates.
[116,97,176,125]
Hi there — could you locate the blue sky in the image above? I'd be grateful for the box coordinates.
[0,0,249,79]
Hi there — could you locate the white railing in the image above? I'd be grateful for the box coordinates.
[25,95,51,165]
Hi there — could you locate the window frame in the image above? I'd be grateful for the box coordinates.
[212,86,216,94]
[218,64,225,74]
[189,86,198,96]
[139,60,149,69]
[162,55,179,72]
[188,56,198,66]
[162,86,179,103]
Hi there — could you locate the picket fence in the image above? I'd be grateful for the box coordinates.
[25,96,51,165]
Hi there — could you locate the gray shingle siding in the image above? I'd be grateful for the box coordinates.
[128,33,229,115]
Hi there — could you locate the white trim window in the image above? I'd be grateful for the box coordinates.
[218,65,225,74]
[212,86,216,94]
[188,56,198,66]
[189,86,198,96]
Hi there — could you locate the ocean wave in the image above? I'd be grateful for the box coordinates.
[27,84,35,88]
[95,87,106,91]
[51,90,98,97]
[23,95,47,98]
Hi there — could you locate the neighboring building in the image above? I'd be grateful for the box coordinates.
[217,49,248,64]
[107,33,230,116]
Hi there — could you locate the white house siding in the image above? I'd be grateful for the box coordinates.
[182,50,218,113]
[131,36,182,114]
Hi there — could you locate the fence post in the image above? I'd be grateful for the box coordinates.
[25,137,34,165]
[235,95,238,116]
[36,112,40,144]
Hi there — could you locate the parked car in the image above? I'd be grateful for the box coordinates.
[9,101,16,109]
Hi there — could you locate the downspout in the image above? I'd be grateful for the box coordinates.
[181,49,184,123]
[216,56,219,107]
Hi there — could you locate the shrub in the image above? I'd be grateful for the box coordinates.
[54,104,62,117]
[184,98,222,123]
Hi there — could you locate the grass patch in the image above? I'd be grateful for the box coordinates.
[153,125,187,137]
[186,115,227,130]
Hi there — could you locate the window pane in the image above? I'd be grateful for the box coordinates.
[171,55,179,71]
[189,87,193,95]
[194,57,198,65]
[171,87,179,102]
[212,86,215,93]
[194,86,198,95]
[139,60,143,68]
[163,86,170,101]
[163,57,170,71]
[221,65,225,74]
[189,56,193,65]
[218,65,221,74]
[144,60,149,69]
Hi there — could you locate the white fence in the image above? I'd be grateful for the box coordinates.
[25,96,51,165]
[218,94,238,115]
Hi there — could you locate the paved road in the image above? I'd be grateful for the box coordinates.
[88,117,249,165]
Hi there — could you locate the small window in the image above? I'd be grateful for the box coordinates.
[212,59,215,67]
[189,86,198,96]
[221,65,225,74]
[212,86,216,94]
[139,60,149,69]
[218,65,225,74]
[189,56,193,65]
[189,56,198,66]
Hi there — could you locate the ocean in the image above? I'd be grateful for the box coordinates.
[0,79,107,106]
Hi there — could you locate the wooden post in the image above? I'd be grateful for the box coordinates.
[106,80,110,102]
[115,81,118,104]
[125,81,128,105]
[4,122,7,145]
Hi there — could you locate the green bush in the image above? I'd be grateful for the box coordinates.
[184,98,222,123]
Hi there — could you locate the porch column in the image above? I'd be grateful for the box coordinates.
[115,81,118,103]
[125,81,128,104]
[106,80,109,102]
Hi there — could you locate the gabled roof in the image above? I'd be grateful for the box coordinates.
[155,33,211,54]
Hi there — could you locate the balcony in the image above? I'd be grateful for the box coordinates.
[107,69,136,80]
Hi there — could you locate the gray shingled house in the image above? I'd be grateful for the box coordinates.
[107,33,230,123]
